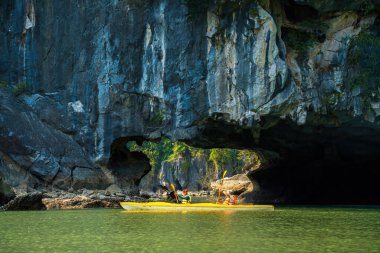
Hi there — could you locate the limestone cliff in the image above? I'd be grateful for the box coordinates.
[1,0,380,204]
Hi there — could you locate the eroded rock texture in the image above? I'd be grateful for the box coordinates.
[1,0,379,203]
[1,192,45,211]
[0,178,15,205]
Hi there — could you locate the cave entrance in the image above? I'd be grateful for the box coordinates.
[251,118,380,204]
[108,137,151,193]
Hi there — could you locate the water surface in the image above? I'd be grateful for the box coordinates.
[1,206,379,252]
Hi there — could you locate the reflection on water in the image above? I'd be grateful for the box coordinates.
[1,206,380,252]
[188,196,216,203]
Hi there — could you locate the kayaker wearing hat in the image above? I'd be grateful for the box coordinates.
[178,189,192,204]
[223,190,237,205]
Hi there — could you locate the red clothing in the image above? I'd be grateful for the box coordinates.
[223,195,237,205]
[229,195,237,205]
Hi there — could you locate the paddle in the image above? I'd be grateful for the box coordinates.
[217,170,227,204]
[171,183,179,204]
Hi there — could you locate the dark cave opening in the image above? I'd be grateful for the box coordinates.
[108,136,151,190]
[283,0,320,23]
[248,119,380,204]
[248,153,380,204]
[281,0,326,47]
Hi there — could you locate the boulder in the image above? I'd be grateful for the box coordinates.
[1,192,45,211]
[42,196,122,209]
[211,174,254,197]
[105,184,123,195]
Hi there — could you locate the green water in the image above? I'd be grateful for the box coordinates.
[1,206,380,253]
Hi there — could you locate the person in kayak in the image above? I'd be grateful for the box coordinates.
[178,188,192,204]
[160,183,176,202]
[223,190,237,205]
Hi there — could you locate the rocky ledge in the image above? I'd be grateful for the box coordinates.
[0,189,215,210]
[42,196,123,209]
[0,189,126,210]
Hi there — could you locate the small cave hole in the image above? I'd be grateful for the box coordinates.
[283,0,319,23]
[108,137,151,190]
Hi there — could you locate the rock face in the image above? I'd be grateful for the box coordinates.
[0,92,110,192]
[0,178,15,206]
[157,153,227,192]
[1,0,380,203]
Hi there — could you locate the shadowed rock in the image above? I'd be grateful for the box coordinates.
[1,192,45,211]
[0,178,15,206]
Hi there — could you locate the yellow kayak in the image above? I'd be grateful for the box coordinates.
[120,202,274,211]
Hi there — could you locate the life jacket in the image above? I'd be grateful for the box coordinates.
[181,195,192,204]
[228,195,237,205]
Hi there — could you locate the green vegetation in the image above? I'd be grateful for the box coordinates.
[0,80,30,96]
[348,31,380,105]
[0,80,7,87]
[0,80,8,90]
[13,82,29,96]
[188,145,204,158]
[149,112,164,125]
[127,138,173,173]
[237,149,260,169]
[127,138,260,181]
[167,142,188,162]
[208,148,236,174]
[283,28,318,53]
